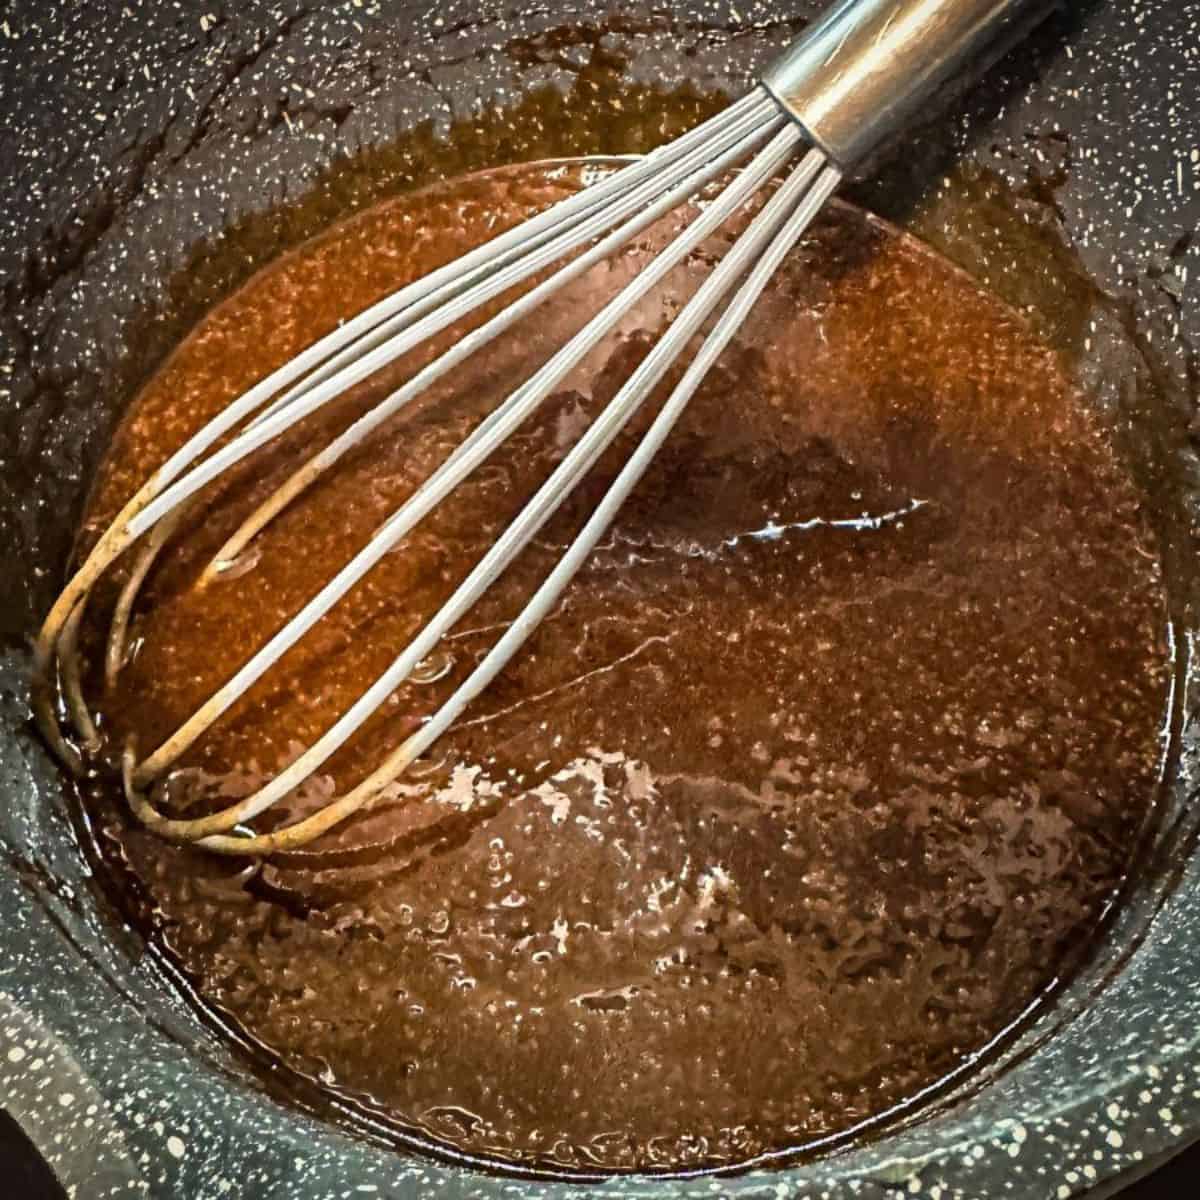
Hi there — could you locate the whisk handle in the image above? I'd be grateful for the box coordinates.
[761,0,1058,171]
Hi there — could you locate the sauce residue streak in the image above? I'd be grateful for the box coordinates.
[76,162,1168,1172]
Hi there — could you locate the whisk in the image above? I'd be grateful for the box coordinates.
[35,0,1051,854]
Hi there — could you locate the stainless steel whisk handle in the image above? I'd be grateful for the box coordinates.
[761,0,1057,170]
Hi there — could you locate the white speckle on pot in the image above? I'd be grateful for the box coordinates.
[1106,1130,1124,1149]
[166,1135,185,1159]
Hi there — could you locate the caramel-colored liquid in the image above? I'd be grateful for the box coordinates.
[78,163,1168,1172]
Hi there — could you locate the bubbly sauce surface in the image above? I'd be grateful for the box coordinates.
[78,163,1168,1172]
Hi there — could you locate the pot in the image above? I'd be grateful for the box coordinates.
[1,1,1199,1197]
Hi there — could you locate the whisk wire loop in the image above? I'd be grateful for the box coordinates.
[37,89,840,854]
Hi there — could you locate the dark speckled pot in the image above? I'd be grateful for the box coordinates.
[2,1,1199,1197]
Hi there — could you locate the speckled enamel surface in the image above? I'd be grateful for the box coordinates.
[1,0,1199,1197]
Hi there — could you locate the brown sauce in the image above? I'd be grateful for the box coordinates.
[75,161,1168,1172]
